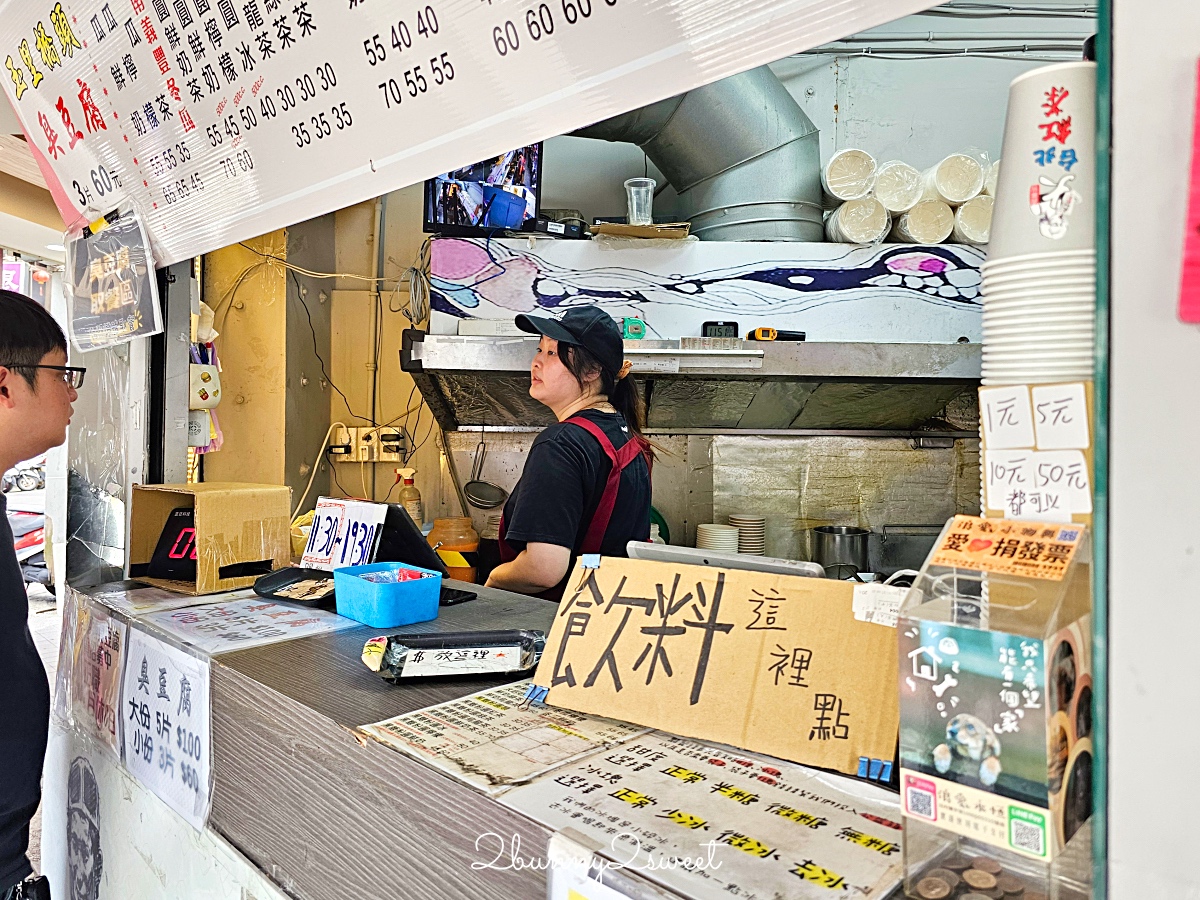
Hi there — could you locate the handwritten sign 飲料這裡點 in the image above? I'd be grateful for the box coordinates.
[532,557,899,775]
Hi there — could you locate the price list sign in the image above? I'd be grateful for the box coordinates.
[120,625,211,829]
[0,0,932,266]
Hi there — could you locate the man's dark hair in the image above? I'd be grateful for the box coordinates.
[0,288,67,389]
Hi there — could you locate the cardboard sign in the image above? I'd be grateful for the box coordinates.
[121,626,211,830]
[301,496,387,571]
[532,557,898,776]
[928,516,1084,582]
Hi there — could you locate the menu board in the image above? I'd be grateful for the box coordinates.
[0,0,933,265]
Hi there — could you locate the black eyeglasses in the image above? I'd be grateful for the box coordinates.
[1,364,87,389]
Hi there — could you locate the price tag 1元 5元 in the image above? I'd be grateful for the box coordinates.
[301,497,388,571]
[1031,383,1090,450]
[979,386,1035,450]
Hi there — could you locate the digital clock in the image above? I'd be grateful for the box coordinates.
[701,321,739,338]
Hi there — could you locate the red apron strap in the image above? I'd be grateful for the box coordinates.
[566,416,643,555]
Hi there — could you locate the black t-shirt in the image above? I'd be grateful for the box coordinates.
[0,495,50,891]
[502,409,651,597]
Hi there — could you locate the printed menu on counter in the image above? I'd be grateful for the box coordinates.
[139,595,354,655]
[498,732,904,900]
[120,626,211,829]
[359,680,648,795]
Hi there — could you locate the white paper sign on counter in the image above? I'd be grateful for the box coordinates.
[979,386,1035,450]
[1031,383,1090,450]
[499,732,904,900]
[121,626,211,830]
[301,496,387,571]
[140,595,354,655]
[0,0,936,266]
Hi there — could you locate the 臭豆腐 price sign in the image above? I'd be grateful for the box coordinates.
[120,625,211,829]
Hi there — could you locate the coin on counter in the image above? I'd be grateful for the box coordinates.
[970,856,1004,876]
[983,888,1007,900]
[963,869,999,891]
[996,873,1025,895]
[925,868,961,889]
[943,854,973,871]
[960,895,992,900]
[916,876,953,899]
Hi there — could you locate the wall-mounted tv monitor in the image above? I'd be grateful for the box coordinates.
[423,143,542,237]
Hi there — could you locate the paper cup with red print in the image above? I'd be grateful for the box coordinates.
[988,62,1097,261]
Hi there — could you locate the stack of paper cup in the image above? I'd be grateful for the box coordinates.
[921,153,986,206]
[728,514,766,555]
[822,148,877,202]
[891,199,954,243]
[825,197,890,244]
[953,196,994,245]
[874,160,924,213]
[982,61,1096,386]
[984,159,1002,197]
[696,524,739,552]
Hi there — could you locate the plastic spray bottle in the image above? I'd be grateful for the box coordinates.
[395,468,423,526]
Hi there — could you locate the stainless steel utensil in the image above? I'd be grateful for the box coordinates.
[464,437,508,509]
[813,525,870,579]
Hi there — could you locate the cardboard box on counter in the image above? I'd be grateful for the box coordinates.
[129,482,291,595]
[532,555,900,777]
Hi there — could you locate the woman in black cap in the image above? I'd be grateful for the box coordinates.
[485,306,652,600]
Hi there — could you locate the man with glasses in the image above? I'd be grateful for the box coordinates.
[0,289,80,900]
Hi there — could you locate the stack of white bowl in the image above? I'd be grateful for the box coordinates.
[728,514,766,555]
[696,524,739,552]
[982,61,1096,387]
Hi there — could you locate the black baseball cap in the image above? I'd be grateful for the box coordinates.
[515,307,624,376]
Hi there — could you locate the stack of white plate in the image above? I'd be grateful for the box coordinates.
[983,61,1096,387]
[728,514,766,555]
[696,524,739,552]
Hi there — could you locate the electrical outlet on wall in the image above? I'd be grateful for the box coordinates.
[376,429,407,463]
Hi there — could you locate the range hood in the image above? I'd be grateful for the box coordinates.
[402,331,981,434]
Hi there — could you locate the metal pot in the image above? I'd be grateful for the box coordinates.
[813,525,870,579]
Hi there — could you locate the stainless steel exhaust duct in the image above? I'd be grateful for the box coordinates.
[572,66,823,241]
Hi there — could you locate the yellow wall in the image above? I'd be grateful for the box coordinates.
[201,232,288,485]
[199,188,449,522]
[328,187,449,519]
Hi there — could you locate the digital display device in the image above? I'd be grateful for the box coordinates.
[702,321,739,338]
[423,144,542,236]
[147,507,198,581]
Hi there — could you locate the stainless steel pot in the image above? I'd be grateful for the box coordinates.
[813,525,870,579]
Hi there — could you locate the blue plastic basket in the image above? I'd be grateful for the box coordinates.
[332,562,441,628]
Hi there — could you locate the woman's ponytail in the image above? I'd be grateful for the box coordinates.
[563,344,655,463]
